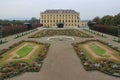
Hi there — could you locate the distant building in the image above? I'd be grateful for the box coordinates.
[81,20,89,27]
[40,9,82,28]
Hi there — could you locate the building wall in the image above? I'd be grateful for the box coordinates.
[80,21,88,27]
[40,13,81,28]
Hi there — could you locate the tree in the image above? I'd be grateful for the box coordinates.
[112,13,120,26]
[29,17,39,24]
[11,20,23,25]
[1,20,11,26]
[87,21,92,27]
[93,16,100,24]
[87,21,96,29]
[100,15,113,25]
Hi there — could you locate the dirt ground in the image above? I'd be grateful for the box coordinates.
[82,41,119,61]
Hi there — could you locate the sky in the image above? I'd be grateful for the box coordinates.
[0,0,120,20]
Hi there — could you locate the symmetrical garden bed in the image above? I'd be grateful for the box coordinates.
[29,29,93,38]
[0,41,50,80]
[72,40,120,77]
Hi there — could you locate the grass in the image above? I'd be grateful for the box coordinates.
[78,40,120,64]
[0,43,26,64]
[26,45,44,63]
[0,42,45,67]
[79,45,95,62]
[16,44,34,58]
[88,43,110,58]
[9,45,44,63]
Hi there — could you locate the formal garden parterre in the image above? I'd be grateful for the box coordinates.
[0,28,120,80]
[29,29,93,38]
[72,40,120,77]
[0,41,50,80]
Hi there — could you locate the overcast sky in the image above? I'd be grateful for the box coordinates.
[0,0,120,20]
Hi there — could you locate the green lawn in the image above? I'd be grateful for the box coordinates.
[0,43,45,67]
[16,45,34,58]
[88,43,110,58]
[79,45,95,62]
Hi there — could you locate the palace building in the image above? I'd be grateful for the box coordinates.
[40,9,83,28]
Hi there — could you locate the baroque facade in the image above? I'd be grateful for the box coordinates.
[40,9,87,28]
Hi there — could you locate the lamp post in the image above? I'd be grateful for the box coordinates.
[118,25,120,42]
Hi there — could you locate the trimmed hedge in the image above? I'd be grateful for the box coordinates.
[2,23,42,37]
[90,24,118,36]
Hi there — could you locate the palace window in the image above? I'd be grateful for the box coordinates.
[75,20,76,22]
[44,20,46,23]
[69,20,70,22]
[72,20,73,22]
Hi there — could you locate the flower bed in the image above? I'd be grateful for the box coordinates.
[29,29,93,38]
[0,40,50,80]
[72,40,120,77]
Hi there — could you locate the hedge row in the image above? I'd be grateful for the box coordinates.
[90,24,118,36]
[2,24,42,37]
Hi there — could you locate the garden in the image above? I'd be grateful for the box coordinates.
[29,29,93,38]
[0,41,50,80]
[72,40,120,77]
